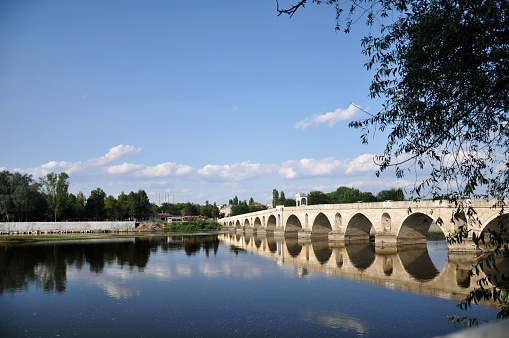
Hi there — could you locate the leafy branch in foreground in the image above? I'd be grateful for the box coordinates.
[278,0,509,324]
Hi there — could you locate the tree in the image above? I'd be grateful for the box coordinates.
[280,191,286,205]
[39,172,69,221]
[272,189,279,207]
[308,190,329,205]
[377,188,405,202]
[0,171,14,221]
[75,191,87,220]
[105,195,120,220]
[280,0,509,322]
[86,188,106,221]
[183,202,199,216]
[232,203,250,216]
[0,171,44,221]
[135,190,151,219]
[283,198,296,207]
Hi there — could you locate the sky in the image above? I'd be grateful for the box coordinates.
[0,0,415,205]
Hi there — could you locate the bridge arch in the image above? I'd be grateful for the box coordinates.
[286,214,303,234]
[345,213,374,242]
[267,215,277,232]
[254,217,262,228]
[397,212,436,244]
[478,213,509,250]
[235,220,242,228]
[244,219,250,228]
[312,212,332,236]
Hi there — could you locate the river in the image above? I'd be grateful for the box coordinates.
[0,233,499,337]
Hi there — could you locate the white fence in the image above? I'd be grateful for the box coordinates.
[0,221,136,234]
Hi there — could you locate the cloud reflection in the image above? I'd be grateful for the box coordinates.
[300,309,369,335]
[96,280,141,300]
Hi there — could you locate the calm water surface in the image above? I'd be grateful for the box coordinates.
[0,233,499,337]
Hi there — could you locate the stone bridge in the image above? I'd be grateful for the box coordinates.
[219,200,509,251]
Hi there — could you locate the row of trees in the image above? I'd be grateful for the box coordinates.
[0,170,154,222]
[307,187,405,205]
[272,187,404,207]
[272,190,297,207]
[0,170,225,222]
[159,201,220,218]
[229,196,267,216]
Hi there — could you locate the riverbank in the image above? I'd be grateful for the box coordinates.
[0,229,226,244]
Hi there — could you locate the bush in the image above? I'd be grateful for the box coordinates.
[163,219,221,232]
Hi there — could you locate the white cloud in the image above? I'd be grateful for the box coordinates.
[90,144,142,166]
[25,144,143,178]
[139,162,193,177]
[280,157,343,179]
[108,163,145,174]
[344,154,378,174]
[198,161,276,181]
[295,103,362,130]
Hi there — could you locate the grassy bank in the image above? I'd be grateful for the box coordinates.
[163,218,222,232]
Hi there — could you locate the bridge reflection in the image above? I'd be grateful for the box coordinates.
[219,232,489,303]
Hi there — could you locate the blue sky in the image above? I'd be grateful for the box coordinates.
[0,0,413,205]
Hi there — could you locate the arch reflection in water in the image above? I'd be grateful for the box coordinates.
[285,236,302,258]
[344,243,376,271]
[311,238,332,265]
[219,233,491,303]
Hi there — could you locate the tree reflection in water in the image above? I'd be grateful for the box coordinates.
[0,235,219,294]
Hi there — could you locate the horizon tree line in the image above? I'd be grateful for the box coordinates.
[0,170,219,222]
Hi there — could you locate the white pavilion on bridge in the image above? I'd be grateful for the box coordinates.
[295,192,308,206]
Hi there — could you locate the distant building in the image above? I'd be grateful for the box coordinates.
[147,213,205,222]
[147,213,174,222]
[219,205,232,217]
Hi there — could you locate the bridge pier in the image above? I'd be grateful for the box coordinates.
[256,228,267,235]
[375,231,398,248]
[298,229,312,239]
[328,230,345,241]
[274,228,285,237]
